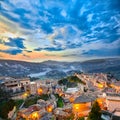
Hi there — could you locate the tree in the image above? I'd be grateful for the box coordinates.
[0,85,11,102]
[87,101,101,120]
[0,99,15,119]
[57,97,64,108]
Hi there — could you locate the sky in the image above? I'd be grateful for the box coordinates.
[0,0,120,62]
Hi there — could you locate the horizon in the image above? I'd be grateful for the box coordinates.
[0,56,120,63]
[0,0,120,62]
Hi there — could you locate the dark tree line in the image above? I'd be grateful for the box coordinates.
[0,85,15,119]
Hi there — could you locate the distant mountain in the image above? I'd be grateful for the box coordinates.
[0,59,81,79]
[0,58,120,79]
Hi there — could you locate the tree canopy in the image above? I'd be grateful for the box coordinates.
[0,99,15,119]
[0,85,11,102]
[87,101,102,120]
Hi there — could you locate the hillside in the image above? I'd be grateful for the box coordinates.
[0,58,120,79]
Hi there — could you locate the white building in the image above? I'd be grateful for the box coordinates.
[106,93,120,112]
[30,82,37,94]
[2,77,30,93]
[66,87,79,94]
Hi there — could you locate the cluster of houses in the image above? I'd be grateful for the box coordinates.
[17,100,56,120]
[0,73,120,120]
[0,77,58,99]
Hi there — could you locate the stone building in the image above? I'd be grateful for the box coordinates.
[72,94,94,117]
[106,93,120,112]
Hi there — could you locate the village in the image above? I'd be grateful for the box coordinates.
[0,72,120,120]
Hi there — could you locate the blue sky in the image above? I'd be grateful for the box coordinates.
[0,0,120,62]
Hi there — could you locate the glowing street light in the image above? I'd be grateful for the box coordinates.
[30,112,39,120]
[98,83,104,88]
[23,92,28,99]
[37,88,43,95]
[47,105,53,112]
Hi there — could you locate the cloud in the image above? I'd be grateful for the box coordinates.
[0,0,120,61]
[61,10,67,17]
[4,37,25,49]
[0,44,10,50]
[87,14,93,22]
[34,47,65,52]
[0,49,23,55]
[25,50,32,53]
[82,48,120,57]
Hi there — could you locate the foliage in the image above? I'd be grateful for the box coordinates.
[54,93,64,107]
[68,76,86,85]
[24,94,49,107]
[51,116,55,120]
[0,86,11,102]
[58,78,68,85]
[15,99,24,110]
[38,94,50,101]
[0,99,15,119]
[66,114,84,120]
[56,95,64,108]
[0,86,14,119]
[24,98,36,107]
[87,101,102,120]
[58,76,86,87]
[57,97,64,108]
[54,94,59,99]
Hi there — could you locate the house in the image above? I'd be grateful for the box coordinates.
[66,87,79,94]
[2,77,30,93]
[3,77,22,93]
[37,86,48,95]
[106,93,120,112]
[112,108,120,119]
[37,99,57,113]
[110,82,120,93]
[46,100,57,112]
[72,94,94,117]
[18,104,46,120]
[19,78,30,91]
[54,108,71,120]
[37,99,46,108]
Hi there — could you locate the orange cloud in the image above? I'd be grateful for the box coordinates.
[0,44,10,50]
[0,22,9,33]
[0,50,68,62]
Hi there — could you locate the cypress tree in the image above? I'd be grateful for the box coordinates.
[87,101,101,120]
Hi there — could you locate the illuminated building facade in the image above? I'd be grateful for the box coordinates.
[72,94,94,117]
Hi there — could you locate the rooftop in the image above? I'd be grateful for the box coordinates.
[66,87,79,93]
[107,93,120,97]
[113,82,120,87]
[73,94,94,103]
